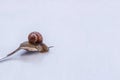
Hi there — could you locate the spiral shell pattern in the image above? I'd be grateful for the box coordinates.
[28,32,43,44]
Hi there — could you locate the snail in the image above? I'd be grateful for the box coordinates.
[0,31,53,61]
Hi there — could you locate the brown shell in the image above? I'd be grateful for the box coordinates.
[28,32,43,44]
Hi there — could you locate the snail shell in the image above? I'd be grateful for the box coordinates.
[28,32,43,44]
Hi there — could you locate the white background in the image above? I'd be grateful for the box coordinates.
[0,0,120,80]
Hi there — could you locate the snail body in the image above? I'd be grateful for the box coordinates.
[20,41,49,52]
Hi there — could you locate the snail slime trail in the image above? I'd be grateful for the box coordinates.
[0,31,53,62]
